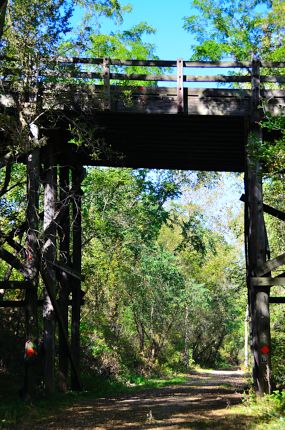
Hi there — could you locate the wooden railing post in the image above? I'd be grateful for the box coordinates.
[103,57,111,110]
[177,58,184,114]
[246,56,272,395]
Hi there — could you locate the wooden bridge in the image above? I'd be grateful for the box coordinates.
[1,57,285,397]
[1,57,285,170]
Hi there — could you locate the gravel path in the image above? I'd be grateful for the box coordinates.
[21,370,253,430]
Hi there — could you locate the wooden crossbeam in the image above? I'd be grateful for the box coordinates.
[0,281,31,289]
[0,299,84,307]
[251,277,285,286]
[0,247,28,276]
[257,253,285,276]
[269,297,285,304]
[45,259,81,280]
[240,194,285,221]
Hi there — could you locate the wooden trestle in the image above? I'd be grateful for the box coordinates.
[0,57,285,396]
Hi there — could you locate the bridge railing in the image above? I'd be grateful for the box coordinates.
[1,57,285,114]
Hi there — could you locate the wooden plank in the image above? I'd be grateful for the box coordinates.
[0,281,31,289]
[46,259,81,280]
[42,56,102,65]
[261,61,285,68]
[257,253,285,276]
[269,297,285,304]
[41,57,252,68]
[111,59,176,67]
[251,277,285,286]
[41,70,102,80]
[184,61,251,68]
[261,76,285,83]
[185,75,251,83]
[0,299,84,307]
[240,194,285,221]
[110,72,176,82]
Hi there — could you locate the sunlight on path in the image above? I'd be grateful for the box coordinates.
[20,369,257,430]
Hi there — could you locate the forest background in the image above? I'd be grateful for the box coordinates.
[0,0,285,400]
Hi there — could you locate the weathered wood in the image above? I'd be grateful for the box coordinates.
[269,297,285,304]
[0,299,84,307]
[257,252,285,276]
[240,194,285,221]
[58,165,70,391]
[42,146,57,395]
[45,259,81,280]
[185,75,251,83]
[0,247,28,276]
[260,76,285,83]
[41,268,82,391]
[37,57,283,68]
[40,58,252,68]
[246,57,272,395]
[0,281,31,289]
[177,58,184,114]
[23,148,40,399]
[103,57,111,110]
[251,277,285,286]
[71,166,83,390]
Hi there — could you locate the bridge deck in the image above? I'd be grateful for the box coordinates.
[51,113,247,172]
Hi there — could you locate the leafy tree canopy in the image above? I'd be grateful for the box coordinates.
[183,0,285,60]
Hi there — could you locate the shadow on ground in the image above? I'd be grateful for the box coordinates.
[19,370,259,430]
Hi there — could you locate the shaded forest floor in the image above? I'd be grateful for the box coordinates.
[17,369,267,430]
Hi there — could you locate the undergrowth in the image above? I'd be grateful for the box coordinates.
[0,372,187,429]
[232,389,285,430]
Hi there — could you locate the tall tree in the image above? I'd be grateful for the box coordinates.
[183,0,285,60]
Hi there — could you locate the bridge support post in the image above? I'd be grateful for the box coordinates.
[58,165,71,391]
[42,144,57,395]
[23,148,40,399]
[245,57,271,395]
[71,166,84,390]
[245,140,272,394]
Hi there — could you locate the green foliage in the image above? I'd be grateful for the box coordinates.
[183,0,285,61]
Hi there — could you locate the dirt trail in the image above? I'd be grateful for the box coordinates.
[24,370,254,430]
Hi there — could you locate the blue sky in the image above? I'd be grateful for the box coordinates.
[100,0,194,60]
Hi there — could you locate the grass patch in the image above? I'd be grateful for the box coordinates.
[228,390,285,430]
[0,372,188,429]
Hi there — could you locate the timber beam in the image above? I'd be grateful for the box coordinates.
[0,299,85,307]
[269,297,285,304]
[240,194,285,222]
[251,277,285,287]
[257,253,285,277]
[0,281,31,289]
